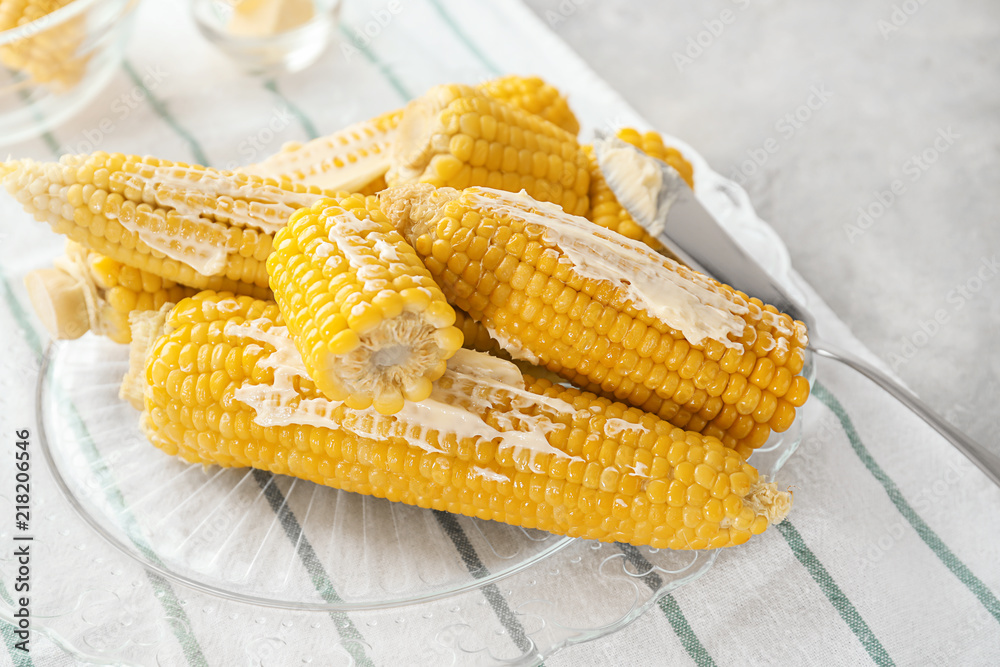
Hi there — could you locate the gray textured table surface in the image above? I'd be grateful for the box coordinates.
[523,0,1000,453]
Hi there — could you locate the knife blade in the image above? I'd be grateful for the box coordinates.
[592,131,809,324]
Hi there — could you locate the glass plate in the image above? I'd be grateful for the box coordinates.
[21,159,811,666]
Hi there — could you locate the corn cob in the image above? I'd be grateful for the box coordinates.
[267,193,463,414]
[0,152,334,299]
[387,83,591,217]
[24,242,198,344]
[240,110,404,194]
[242,75,580,194]
[585,128,694,252]
[380,184,811,459]
[0,0,88,90]
[127,291,791,550]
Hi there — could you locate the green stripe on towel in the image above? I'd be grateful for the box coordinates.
[251,470,374,667]
[263,79,320,141]
[814,381,1000,626]
[1,580,34,667]
[1,619,34,667]
[777,520,895,666]
[337,24,412,101]
[616,544,717,667]
[122,60,210,166]
[433,511,538,659]
[427,0,502,77]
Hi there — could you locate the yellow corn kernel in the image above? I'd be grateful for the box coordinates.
[476,74,580,135]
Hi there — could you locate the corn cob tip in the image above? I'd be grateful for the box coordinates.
[24,241,106,340]
[379,183,459,244]
[745,480,792,525]
[119,302,174,411]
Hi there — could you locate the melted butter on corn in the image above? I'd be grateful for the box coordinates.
[324,210,406,293]
[138,166,320,234]
[229,319,586,465]
[481,323,542,364]
[104,164,319,275]
[604,418,650,438]
[467,187,751,349]
[373,239,400,262]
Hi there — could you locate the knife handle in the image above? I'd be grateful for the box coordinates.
[811,340,1000,488]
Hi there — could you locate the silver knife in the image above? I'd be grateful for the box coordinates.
[593,131,1000,487]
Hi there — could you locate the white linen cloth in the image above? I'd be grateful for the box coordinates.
[1,1,998,665]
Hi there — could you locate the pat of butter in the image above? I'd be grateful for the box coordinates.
[228,0,315,37]
[598,142,663,224]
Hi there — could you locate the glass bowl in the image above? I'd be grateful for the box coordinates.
[0,0,139,146]
[191,0,342,76]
